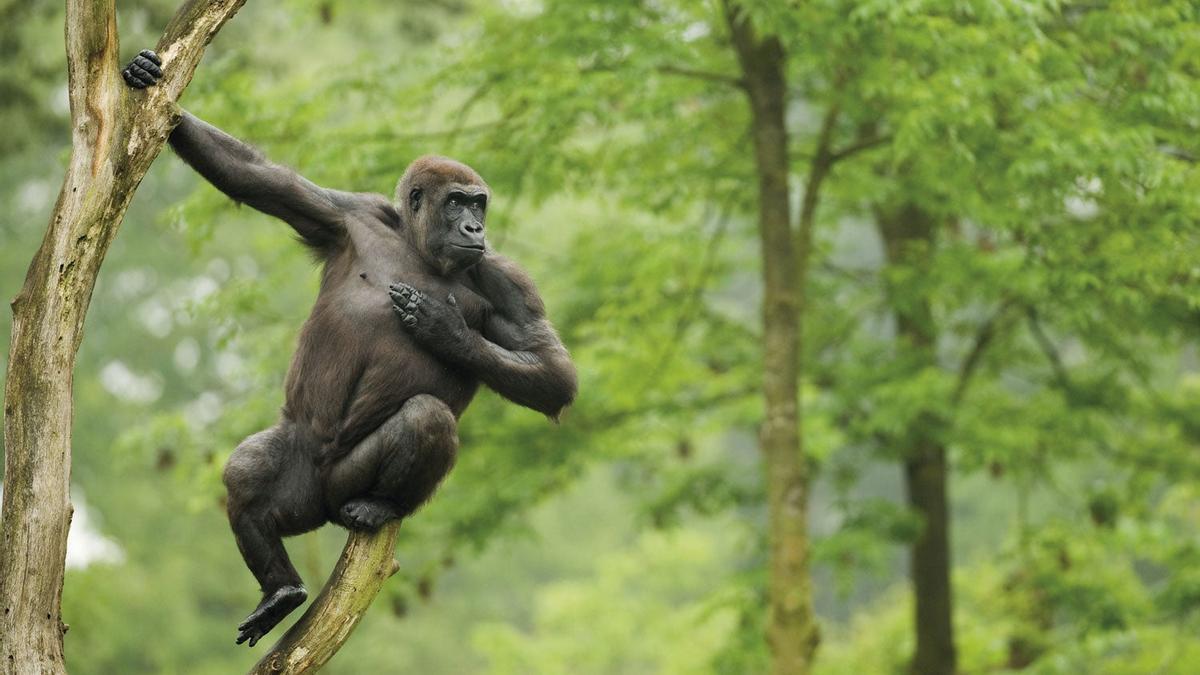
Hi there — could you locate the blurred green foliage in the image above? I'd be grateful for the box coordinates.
[2,0,1199,673]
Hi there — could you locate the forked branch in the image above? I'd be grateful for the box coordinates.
[0,1,244,672]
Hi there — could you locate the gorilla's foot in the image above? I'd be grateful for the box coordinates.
[338,498,400,531]
[236,585,307,647]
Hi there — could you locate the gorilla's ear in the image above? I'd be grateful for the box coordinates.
[409,188,423,212]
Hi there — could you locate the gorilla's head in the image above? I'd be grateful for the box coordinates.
[395,156,490,274]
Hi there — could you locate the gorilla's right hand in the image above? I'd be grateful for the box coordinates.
[122,49,163,89]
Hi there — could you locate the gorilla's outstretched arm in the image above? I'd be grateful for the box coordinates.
[168,113,353,252]
[125,50,356,253]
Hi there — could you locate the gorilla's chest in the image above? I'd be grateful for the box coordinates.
[339,250,490,332]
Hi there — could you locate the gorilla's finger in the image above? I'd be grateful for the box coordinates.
[127,63,155,85]
[392,306,417,325]
[123,70,149,88]
[249,634,261,647]
[139,49,162,66]
[394,283,421,299]
[135,55,162,78]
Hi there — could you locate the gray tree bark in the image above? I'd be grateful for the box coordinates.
[0,1,246,672]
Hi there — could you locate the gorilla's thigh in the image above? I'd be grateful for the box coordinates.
[225,424,324,535]
[324,394,458,517]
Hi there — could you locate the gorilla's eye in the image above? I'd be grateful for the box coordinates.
[448,196,460,207]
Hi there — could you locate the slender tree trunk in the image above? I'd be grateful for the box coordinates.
[726,4,821,673]
[905,450,954,675]
[875,204,957,675]
[0,2,246,671]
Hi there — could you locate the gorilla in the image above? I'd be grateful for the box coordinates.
[123,50,577,646]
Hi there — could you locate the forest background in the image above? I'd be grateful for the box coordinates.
[2,1,1199,673]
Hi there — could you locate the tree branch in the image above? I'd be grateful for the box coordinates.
[829,133,891,164]
[952,299,1013,405]
[250,523,403,674]
[1025,307,1074,393]
[656,63,746,89]
[794,101,841,277]
[0,1,245,672]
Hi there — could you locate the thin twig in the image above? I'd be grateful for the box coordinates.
[656,63,746,89]
[952,299,1014,404]
[829,133,892,164]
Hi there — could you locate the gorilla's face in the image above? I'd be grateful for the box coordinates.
[397,157,491,274]
[424,185,487,271]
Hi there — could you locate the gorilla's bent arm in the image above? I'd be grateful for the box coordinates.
[170,112,358,252]
[467,254,577,418]
[390,253,576,419]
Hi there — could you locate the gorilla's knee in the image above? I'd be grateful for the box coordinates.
[223,428,284,498]
[405,394,458,457]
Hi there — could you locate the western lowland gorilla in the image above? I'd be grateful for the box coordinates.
[123,51,577,646]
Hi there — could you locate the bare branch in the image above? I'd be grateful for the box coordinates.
[250,523,403,674]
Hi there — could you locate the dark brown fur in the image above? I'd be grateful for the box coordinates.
[165,112,576,647]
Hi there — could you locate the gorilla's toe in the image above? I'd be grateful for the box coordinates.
[339,498,399,531]
[236,585,307,647]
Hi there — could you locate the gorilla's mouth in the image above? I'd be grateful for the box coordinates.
[451,244,484,252]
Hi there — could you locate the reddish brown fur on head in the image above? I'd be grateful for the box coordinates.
[394,155,490,211]
[394,156,492,274]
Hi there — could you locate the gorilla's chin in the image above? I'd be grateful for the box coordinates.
[441,244,485,271]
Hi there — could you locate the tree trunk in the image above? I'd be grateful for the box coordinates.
[726,4,822,673]
[0,1,246,671]
[250,524,402,674]
[875,204,957,675]
[905,450,954,675]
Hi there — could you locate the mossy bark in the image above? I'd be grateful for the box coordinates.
[726,3,825,673]
[249,523,402,674]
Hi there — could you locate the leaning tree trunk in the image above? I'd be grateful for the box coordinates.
[0,1,246,671]
[249,523,402,674]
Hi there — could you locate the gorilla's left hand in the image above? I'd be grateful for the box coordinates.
[389,282,470,351]
[122,49,162,89]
